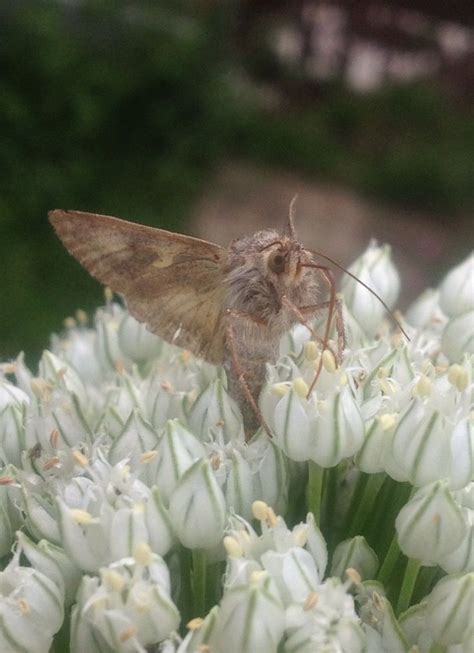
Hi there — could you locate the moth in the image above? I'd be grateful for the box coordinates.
[49,207,403,439]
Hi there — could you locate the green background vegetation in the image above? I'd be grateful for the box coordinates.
[1,1,472,364]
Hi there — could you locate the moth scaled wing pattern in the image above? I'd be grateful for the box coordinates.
[49,210,227,364]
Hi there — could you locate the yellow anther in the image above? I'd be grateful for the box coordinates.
[70,509,94,525]
[293,525,308,547]
[271,382,290,397]
[292,377,309,398]
[103,570,125,593]
[266,506,278,528]
[50,429,60,448]
[303,592,318,610]
[447,364,469,392]
[223,536,243,558]
[30,377,52,401]
[304,341,319,361]
[322,349,337,373]
[187,617,205,631]
[72,450,89,467]
[414,375,432,397]
[140,450,158,464]
[378,413,397,431]
[345,567,362,585]
[252,500,268,521]
[249,570,267,584]
[133,542,152,566]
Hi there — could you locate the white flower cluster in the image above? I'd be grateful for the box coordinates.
[0,245,472,652]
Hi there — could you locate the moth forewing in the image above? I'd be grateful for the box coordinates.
[49,210,228,363]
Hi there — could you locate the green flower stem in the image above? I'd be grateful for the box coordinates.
[306,461,325,526]
[322,465,339,552]
[377,534,401,586]
[192,549,207,618]
[346,472,385,538]
[413,565,441,605]
[397,558,421,615]
[178,545,193,627]
[368,479,412,559]
[341,471,368,535]
[428,645,445,653]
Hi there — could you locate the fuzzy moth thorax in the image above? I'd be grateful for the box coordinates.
[224,229,320,330]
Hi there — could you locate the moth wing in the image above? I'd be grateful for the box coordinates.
[49,209,227,364]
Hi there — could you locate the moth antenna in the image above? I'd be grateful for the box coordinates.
[284,194,298,239]
[303,248,410,341]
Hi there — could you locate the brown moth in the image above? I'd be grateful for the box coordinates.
[49,208,402,439]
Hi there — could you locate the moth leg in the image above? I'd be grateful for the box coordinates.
[297,297,346,363]
[281,296,338,360]
[224,309,272,439]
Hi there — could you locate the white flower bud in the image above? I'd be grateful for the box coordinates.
[426,572,474,646]
[0,379,30,412]
[0,403,26,468]
[441,311,474,362]
[143,487,175,557]
[437,505,474,575]
[286,577,366,653]
[22,487,62,545]
[155,419,205,504]
[39,350,87,405]
[0,550,64,653]
[169,458,226,549]
[356,416,393,474]
[438,254,474,318]
[57,497,108,572]
[108,408,158,468]
[406,288,443,329]
[270,386,316,462]
[249,434,289,516]
[99,373,145,438]
[176,605,220,652]
[53,325,103,385]
[398,601,432,651]
[94,303,127,373]
[310,386,365,468]
[449,416,474,491]
[16,531,82,607]
[71,556,179,652]
[331,536,378,581]
[223,449,254,521]
[188,378,243,442]
[358,587,408,652]
[342,242,400,336]
[144,374,186,429]
[396,481,466,564]
[390,399,454,487]
[118,313,162,363]
[305,512,328,579]
[0,484,15,558]
[261,546,320,605]
[214,574,285,653]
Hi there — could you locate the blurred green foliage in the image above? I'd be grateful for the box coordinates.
[0,0,233,364]
[1,0,472,364]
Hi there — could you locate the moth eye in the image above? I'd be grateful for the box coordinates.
[268,251,286,274]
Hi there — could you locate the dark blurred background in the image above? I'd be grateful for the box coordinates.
[1,0,473,365]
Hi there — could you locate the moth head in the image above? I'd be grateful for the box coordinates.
[263,239,306,288]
